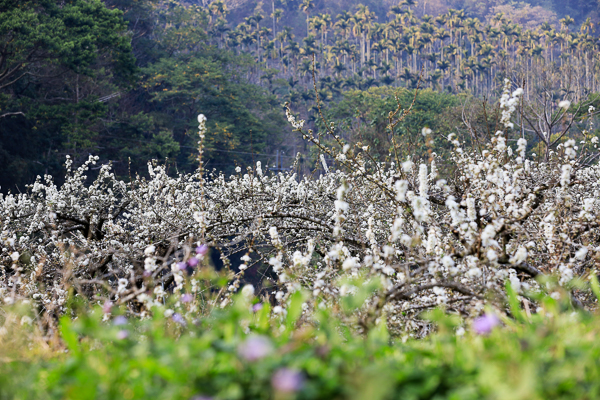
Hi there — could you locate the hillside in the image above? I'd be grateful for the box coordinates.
[225,0,600,31]
[2,0,600,191]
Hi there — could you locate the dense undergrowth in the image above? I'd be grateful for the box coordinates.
[1,283,600,400]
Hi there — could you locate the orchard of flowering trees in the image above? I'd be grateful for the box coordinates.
[1,80,600,337]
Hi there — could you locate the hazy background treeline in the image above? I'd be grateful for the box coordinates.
[2,0,600,191]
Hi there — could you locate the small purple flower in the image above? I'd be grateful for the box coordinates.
[196,245,209,256]
[102,300,113,314]
[187,257,199,268]
[172,313,186,326]
[143,270,152,277]
[113,316,127,326]
[271,368,304,393]
[473,314,500,335]
[116,330,129,340]
[237,335,273,361]
[252,303,263,312]
[177,262,187,271]
[181,293,193,303]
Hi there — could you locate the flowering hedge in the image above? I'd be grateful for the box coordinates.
[1,80,600,335]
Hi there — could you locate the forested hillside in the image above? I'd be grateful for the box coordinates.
[0,0,287,191]
[2,0,600,191]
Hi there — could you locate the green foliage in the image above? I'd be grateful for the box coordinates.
[3,290,600,399]
[0,0,290,190]
[320,87,465,162]
[0,0,136,190]
[141,48,286,173]
[0,0,135,81]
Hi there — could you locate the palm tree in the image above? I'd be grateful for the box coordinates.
[435,14,447,28]
[434,28,449,63]
[309,16,325,49]
[211,19,230,48]
[284,40,301,74]
[301,35,318,57]
[335,17,351,41]
[429,69,442,90]
[354,5,376,68]
[299,58,314,82]
[277,26,294,57]
[201,0,600,101]
[226,29,242,52]
[401,0,417,11]
[271,7,283,38]
[208,0,229,24]
[351,14,366,70]
[560,16,575,33]
[321,13,332,45]
[381,75,395,85]
[299,0,315,37]
[332,61,346,77]
[335,11,353,37]
[241,33,256,53]
[258,27,271,62]
[287,76,299,90]
[263,40,277,67]
[437,59,450,88]
[387,5,404,21]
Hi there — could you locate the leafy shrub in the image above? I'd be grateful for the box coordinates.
[2,285,600,400]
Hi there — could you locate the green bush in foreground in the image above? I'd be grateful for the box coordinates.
[1,285,600,400]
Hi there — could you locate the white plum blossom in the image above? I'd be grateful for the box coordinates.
[2,88,599,338]
[575,247,588,260]
[509,247,527,265]
[241,284,255,299]
[499,79,523,129]
[395,180,408,202]
[561,164,573,187]
[320,154,329,174]
[418,164,428,198]
[558,100,571,110]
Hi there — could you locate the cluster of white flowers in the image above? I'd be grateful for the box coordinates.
[2,93,600,336]
[499,79,524,129]
[285,104,305,130]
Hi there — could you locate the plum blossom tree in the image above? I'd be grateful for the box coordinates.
[1,79,600,336]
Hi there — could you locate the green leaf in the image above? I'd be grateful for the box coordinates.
[590,274,600,303]
[59,316,81,357]
[285,289,307,330]
[506,280,526,323]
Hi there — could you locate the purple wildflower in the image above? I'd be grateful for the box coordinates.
[113,316,127,326]
[271,368,304,393]
[181,293,193,303]
[187,257,199,268]
[172,313,186,326]
[473,314,500,335]
[196,245,209,256]
[237,335,273,361]
[177,262,187,271]
[116,330,129,340]
[252,303,263,312]
[143,270,152,277]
